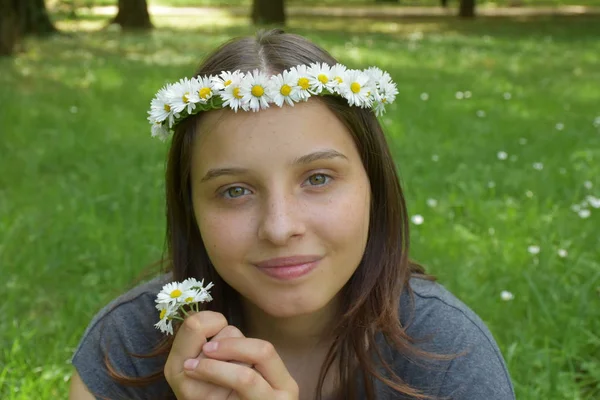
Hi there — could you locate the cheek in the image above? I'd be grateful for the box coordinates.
[197,211,255,264]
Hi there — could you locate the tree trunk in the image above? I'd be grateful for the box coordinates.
[0,0,20,55]
[112,0,153,30]
[459,0,476,17]
[16,0,57,36]
[252,0,286,26]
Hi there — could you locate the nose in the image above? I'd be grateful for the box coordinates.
[257,190,305,245]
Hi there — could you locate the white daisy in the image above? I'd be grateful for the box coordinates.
[306,62,331,94]
[170,78,198,115]
[150,120,170,141]
[194,75,214,104]
[411,214,424,225]
[148,84,177,127]
[154,302,177,334]
[557,249,568,258]
[372,80,398,116]
[326,63,348,95]
[156,281,194,305]
[268,69,301,107]
[211,70,243,91]
[341,69,372,108]
[239,69,271,112]
[220,72,245,112]
[291,65,313,101]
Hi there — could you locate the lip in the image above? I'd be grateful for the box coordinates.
[253,255,323,281]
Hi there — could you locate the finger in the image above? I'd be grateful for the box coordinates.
[187,358,273,400]
[201,338,294,391]
[168,311,228,374]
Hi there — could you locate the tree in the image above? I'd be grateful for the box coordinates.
[0,0,19,55]
[252,0,285,26]
[0,0,57,56]
[112,0,153,30]
[16,0,57,36]
[459,0,476,17]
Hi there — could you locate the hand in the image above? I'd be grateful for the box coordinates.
[181,324,299,400]
[165,311,247,399]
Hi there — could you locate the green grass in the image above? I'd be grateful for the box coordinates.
[1,11,600,400]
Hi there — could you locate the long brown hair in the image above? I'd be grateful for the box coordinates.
[109,29,439,399]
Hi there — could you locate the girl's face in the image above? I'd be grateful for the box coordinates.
[190,100,371,318]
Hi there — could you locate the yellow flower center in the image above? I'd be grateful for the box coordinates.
[199,87,212,99]
[182,93,190,103]
[350,82,361,94]
[233,87,243,99]
[224,79,232,87]
[382,98,387,103]
[280,84,292,96]
[164,104,171,112]
[159,309,167,319]
[251,85,264,97]
[170,289,182,298]
[298,77,310,90]
[335,76,343,84]
[185,297,194,303]
[318,74,328,84]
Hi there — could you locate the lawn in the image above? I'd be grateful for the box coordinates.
[1,9,599,400]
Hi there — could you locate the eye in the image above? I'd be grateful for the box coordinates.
[306,173,331,187]
[221,186,251,199]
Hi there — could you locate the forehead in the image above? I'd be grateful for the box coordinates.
[191,100,357,169]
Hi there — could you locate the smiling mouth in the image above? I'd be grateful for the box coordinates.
[253,256,322,281]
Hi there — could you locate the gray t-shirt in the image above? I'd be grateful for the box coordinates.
[72,275,515,399]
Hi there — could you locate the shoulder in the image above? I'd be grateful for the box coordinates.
[71,274,172,399]
[386,276,516,399]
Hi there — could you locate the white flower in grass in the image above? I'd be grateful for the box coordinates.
[411,214,424,225]
[578,209,591,219]
[326,63,348,94]
[421,93,429,101]
[268,69,301,107]
[557,249,568,258]
[586,195,600,208]
[220,72,245,112]
[341,69,372,108]
[533,162,544,171]
[427,198,438,208]
[170,78,198,115]
[527,245,540,255]
[193,75,214,104]
[500,291,514,301]
[306,62,332,94]
[148,84,178,127]
[497,151,508,160]
[211,70,243,91]
[240,70,271,112]
[583,181,593,189]
[290,65,313,101]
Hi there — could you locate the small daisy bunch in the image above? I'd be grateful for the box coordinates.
[154,278,214,335]
[147,63,398,141]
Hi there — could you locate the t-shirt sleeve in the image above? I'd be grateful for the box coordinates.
[400,279,516,399]
[71,289,170,400]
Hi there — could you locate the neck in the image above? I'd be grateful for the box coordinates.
[241,296,342,354]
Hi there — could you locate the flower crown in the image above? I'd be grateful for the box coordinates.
[147,63,398,141]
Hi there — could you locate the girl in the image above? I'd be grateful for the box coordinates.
[69,29,515,400]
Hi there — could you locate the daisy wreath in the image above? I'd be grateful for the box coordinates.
[147,63,399,141]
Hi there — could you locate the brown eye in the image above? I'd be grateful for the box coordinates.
[307,174,330,186]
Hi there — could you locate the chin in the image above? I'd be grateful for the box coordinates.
[253,293,330,319]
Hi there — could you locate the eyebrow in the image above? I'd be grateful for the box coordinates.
[199,149,348,183]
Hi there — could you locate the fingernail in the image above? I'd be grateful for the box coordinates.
[203,341,218,352]
[184,359,199,370]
